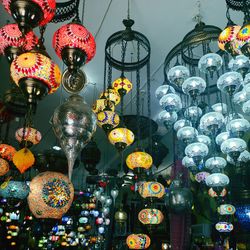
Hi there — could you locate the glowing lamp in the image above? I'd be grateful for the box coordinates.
[237,24,250,57]
[0,181,29,199]
[13,148,35,173]
[217,204,236,215]
[218,25,241,55]
[92,98,115,114]
[10,52,61,106]
[126,151,152,171]
[0,158,9,176]
[28,171,74,219]
[138,182,165,199]
[15,127,42,147]
[215,222,233,233]
[97,110,120,132]
[208,187,227,198]
[108,127,134,151]
[126,234,151,249]
[0,144,16,161]
[112,77,133,96]
[138,209,164,225]
[2,0,56,34]
[100,87,121,105]
[0,23,38,62]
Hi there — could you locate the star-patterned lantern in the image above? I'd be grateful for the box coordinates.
[112,76,133,96]
[97,109,120,132]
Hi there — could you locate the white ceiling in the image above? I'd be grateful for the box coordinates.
[0,0,246,181]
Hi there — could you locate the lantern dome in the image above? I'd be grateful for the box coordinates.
[126,234,151,249]
[15,127,42,147]
[138,182,165,199]
[112,77,133,96]
[126,151,152,170]
[108,128,134,150]
[138,208,164,225]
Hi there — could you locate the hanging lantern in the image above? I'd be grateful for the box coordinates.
[52,95,97,179]
[97,109,120,132]
[217,204,236,215]
[194,172,210,183]
[138,208,164,225]
[208,187,227,198]
[13,148,35,173]
[112,76,133,96]
[1,0,56,34]
[126,151,152,172]
[138,182,165,199]
[115,208,127,224]
[0,144,16,161]
[15,127,42,147]
[100,87,121,106]
[126,234,151,249]
[215,222,233,233]
[10,52,61,107]
[0,158,10,176]
[28,171,74,219]
[108,127,134,151]
[0,23,38,63]
[236,24,250,57]
[0,181,29,199]
[92,98,115,114]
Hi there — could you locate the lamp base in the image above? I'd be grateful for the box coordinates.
[4,46,23,64]
[115,142,127,151]
[10,0,43,34]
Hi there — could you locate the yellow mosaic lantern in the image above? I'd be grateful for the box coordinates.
[92,98,115,114]
[28,171,74,219]
[0,158,10,176]
[126,234,151,249]
[138,208,164,225]
[13,148,35,174]
[112,77,133,96]
[97,110,120,132]
[126,151,153,171]
[108,127,134,151]
[99,87,120,106]
[138,182,165,199]
[15,127,42,147]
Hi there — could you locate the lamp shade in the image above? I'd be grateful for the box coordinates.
[138,182,165,199]
[13,148,35,173]
[112,77,133,96]
[205,173,229,188]
[217,204,236,215]
[237,24,250,48]
[100,87,121,105]
[0,181,29,199]
[208,187,227,198]
[28,171,74,219]
[10,52,61,95]
[182,76,206,97]
[155,85,175,100]
[184,106,202,123]
[126,151,152,170]
[92,98,114,114]
[0,158,9,176]
[195,172,210,183]
[138,209,164,225]
[0,144,16,161]
[215,222,233,233]
[15,127,42,146]
[198,53,223,73]
[159,93,182,112]
[167,65,190,88]
[97,110,120,131]
[108,128,134,150]
[126,234,151,249]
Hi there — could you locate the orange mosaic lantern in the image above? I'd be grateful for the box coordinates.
[138,208,164,225]
[15,127,42,147]
[28,171,74,219]
[13,148,35,173]
[112,77,133,96]
[126,234,151,249]
[126,151,153,171]
[138,182,165,199]
[0,144,16,161]
[0,158,10,176]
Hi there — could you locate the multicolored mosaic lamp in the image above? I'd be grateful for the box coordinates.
[28,171,74,219]
[126,151,153,172]
[0,158,10,176]
[1,0,56,34]
[138,208,164,225]
[100,87,121,106]
[0,181,29,199]
[10,52,61,107]
[126,234,151,249]
[217,204,236,215]
[215,222,233,233]
[15,127,42,148]
[237,24,250,57]
[0,144,16,161]
[0,23,38,63]
[112,76,133,96]
[92,98,115,114]
[138,182,165,199]
[97,109,120,132]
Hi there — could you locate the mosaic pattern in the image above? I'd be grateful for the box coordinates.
[53,23,96,63]
[97,110,120,129]
[126,234,151,249]
[112,77,133,95]
[126,151,152,170]
[28,171,74,219]
[2,0,56,26]
[138,208,164,225]
[10,52,61,94]
[237,25,250,44]
[92,98,115,114]
[0,144,16,161]
[108,128,134,147]
[138,182,165,199]
[0,158,9,176]
[100,88,121,105]
[13,148,35,174]
[15,127,42,145]
[217,204,236,215]
[0,181,29,199]
[208,187,227,198]
[215,222,233,233]
[235,204,250,231]
[195,172,210,183]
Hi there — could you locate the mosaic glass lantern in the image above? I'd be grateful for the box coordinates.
[155,85,175,100]
[112,77,133,96]
[97,110,120,132]
[205,173,229,188]
[92,98,115,114]
[126,151,152,171]
[0,23,38,62]
[237,24,250,57]
[0,181,29,199]
[199,112,224,134]
[0,158,9,176]
[215,222,233,233]
[167,65,190,88]
[198,53,223,74]
[13,148,35,173]
[159,93,182,112]
[28,171,74,219]
[138,209,164,225]
[126,234,151,249]
[195,172,210,183]
[229,55,250,75]
[10,52,61,106]
[235,204,250,231]
[15,127,42,147]
[208,188,227,198]
[138,182,165,199]
[205,157,227,170]
[1,0,56,33]
[177,126,198,144]
[217,204,236,215]
[108,128,134,151]
[100,87,121,106]
[0,144,16,161]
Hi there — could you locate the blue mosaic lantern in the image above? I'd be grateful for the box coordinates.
[0,181,29,199]
[235,204,250,231]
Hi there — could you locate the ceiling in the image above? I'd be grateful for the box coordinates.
[0,0,246,186]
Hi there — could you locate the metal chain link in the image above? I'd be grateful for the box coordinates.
[136,41,141,148]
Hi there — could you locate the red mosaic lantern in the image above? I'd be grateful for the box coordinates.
[1,0,56,33]
[15,127,42,147]
[0,158,10,176]
[0,23,38,62]
[0,144,16,161]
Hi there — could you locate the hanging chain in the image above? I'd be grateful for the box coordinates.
[147,60,152,154]
[136,41,141,148]
[107,47,113,87]
[103,59,107,92]
[81,0,86,24]
[127,0,130,19]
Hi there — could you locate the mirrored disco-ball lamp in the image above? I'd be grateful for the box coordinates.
[155,84,175,100]
[167,65,190,88]
[226,118,250,137]
[157,110,178,129]
[212,103,228,115]
[205,157,227,170]
[198,53,223,74]
[229,55,250,76]
[199,112,224,135]
[205,173,230,188]
[233,90,249,105]
[182,156,199,171]
[196,135,211,147]
[174,119,192,132]
[184,106,202,123]
[227,150,250,165]
[182,77,206,99]
[177,126,198,144]
[242,99,250,114]
[159,93,182,112]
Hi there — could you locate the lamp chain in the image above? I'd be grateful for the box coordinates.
[136,41,141,148]
[127,0,130,19]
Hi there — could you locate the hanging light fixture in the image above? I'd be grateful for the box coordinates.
[15,127,42,148]
[126,234,151,249]
[126,151,152,172]
[138,182,165,199]
[112,76,133,96]
[138,208,164,225]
